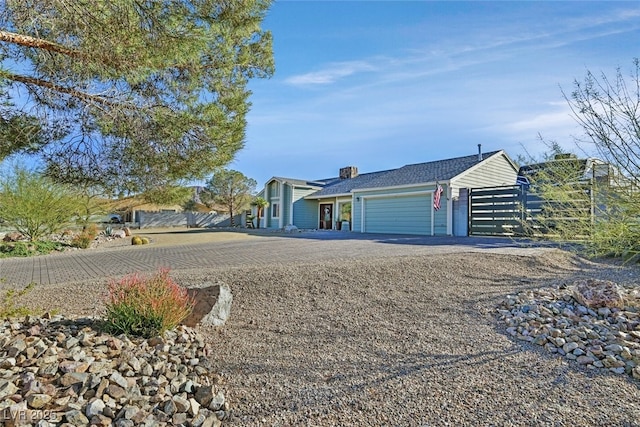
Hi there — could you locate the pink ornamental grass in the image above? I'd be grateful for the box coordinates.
[105,268,195,337]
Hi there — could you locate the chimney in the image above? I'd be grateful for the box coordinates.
[477,144,482,161]
[340,166,358,179]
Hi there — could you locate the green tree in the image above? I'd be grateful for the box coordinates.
[251,196,269,229]
[531,59,640,260]
[564,60,640,260]
[0,166,82,241]
[73,183,110,231]
[0,0,274,194]
[203,169,256,226]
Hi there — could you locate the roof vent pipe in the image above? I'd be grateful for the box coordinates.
[477,144,482,161]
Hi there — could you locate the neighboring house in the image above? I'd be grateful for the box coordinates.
[516,154,613,187]
[257,148,519,236]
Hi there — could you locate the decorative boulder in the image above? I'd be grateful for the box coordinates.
[284,225,298,233]
[572,278,624,309]
[113,230,126,238]
[3,232,24,242]
[183,283,233,327]
[122,227,131,237]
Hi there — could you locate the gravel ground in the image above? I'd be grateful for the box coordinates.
[8,248,640,426]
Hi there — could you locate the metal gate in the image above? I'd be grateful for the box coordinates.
[469,185,525,236]
[469,184,592,237]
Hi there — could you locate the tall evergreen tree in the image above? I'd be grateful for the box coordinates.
[0,0,274,195]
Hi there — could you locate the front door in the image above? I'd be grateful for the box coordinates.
[319,203,333,229]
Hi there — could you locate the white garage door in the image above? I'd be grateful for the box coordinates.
[363,194,432,235]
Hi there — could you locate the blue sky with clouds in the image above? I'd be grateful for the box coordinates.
[231,1,640,187]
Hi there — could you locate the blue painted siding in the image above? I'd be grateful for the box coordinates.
[353,197,363,232]
[434,205,447,235]
[293,188,318,229]
[282,184,292,225]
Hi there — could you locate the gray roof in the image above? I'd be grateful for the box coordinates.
[269,176,327,188]
[306,170,392,198]
[308,150,503,198]
[360,150,502,189]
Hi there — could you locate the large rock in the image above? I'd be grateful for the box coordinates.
[572,278,624,309]
[112,230,126,238]
[183,283,233,327]
[3,232,24,242]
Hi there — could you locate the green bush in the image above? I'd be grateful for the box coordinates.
[0,166,83,241]
[0,241,32,257]
[0,241,66,258]
[103,269,194,338]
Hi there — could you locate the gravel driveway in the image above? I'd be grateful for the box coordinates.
[4,231,640,425]
[196,251,640,426]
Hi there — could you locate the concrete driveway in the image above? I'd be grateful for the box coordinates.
[0,228,553,286]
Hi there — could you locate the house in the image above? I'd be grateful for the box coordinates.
[516,154,613,187]
[257,148,519,236]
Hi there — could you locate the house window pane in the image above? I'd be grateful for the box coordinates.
[270,182,280,197]
[271,203,280,218]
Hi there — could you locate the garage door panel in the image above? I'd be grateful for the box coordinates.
[364,195,431,235]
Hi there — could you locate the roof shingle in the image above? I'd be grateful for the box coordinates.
[307,151,502,198]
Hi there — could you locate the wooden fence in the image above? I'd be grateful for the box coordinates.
[469,184,592,237]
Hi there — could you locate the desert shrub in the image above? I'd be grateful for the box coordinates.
[131,236,142,245]
[71,233,93,249]
[0,166,82,241]
[0,241,66,257]
[141,237,150,245]
[103,226,113,236]
[103,269,194,338]
[84,223,99,239]
[0,241,32,257]
[70,223,99,249]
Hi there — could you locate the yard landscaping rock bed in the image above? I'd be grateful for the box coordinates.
[497,279,640,379]
[5,243,640,425]
[0,315,227,426]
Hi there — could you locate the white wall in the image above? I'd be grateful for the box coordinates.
[136,211,231,228]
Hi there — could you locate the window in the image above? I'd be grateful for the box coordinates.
[271,203,280,218]
[270,182,280,197]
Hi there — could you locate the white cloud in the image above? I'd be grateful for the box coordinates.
[503,111,576,134]
[285,61,377,86]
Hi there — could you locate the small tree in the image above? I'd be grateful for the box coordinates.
[519,150,595,241]
[251,196,269,229]
[0,166,81,241]
[202,169,256,226]
[556,59,640,260]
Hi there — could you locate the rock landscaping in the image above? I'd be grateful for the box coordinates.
[497,278,640,379]
[0,314,227,426]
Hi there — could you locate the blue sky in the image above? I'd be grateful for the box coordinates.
[230,1,640,187]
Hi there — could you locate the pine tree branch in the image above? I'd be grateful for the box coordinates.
[0,69,119,108]
[0,30,81,58]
